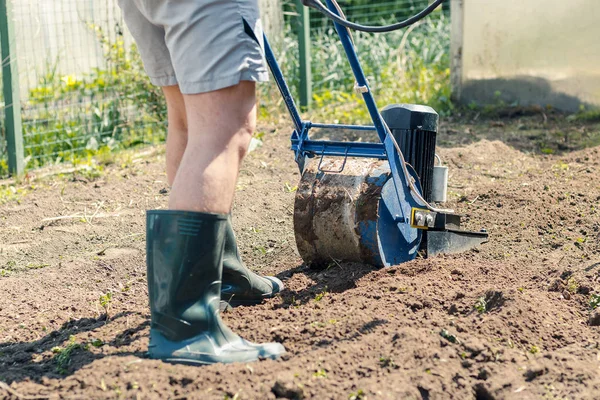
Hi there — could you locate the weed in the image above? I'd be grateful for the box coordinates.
[589,294,600,310]
[254,245,267,255]
[284,182,298,193]
[27,263,49,270]
[3,260,19,272]
[91,339,104,348]
[0,186,27,204]
[99,292,113,318]
[379,356,397,369]
[440,329,460,344]
[314,288,328,302]
[567,106,600,123]
[52,335,85,374]
[566,278,579,294]
[474,297,487,314]
[529,345,540,355]
[313,369,327,379]
[348,389,366,400]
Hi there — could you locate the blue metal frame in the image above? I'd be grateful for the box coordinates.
[263,1,401,173]
[263,0,428,266]
[262,2,391,172]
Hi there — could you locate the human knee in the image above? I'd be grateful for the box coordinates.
[238,101,258,155]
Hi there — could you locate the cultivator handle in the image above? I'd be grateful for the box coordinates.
[300,0,446,33]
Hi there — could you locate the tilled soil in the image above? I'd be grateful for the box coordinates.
[0,115,599,399]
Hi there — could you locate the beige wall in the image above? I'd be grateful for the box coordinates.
[454,0,600,111]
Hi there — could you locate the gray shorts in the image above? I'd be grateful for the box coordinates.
[118,0,268,94]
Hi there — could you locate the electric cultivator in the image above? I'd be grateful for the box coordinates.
[266,0,488,267]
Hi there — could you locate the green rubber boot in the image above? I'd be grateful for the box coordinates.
[222,216,284,306]
[146,210,285,365]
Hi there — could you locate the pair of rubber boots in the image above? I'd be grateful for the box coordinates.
[146,210,285,364]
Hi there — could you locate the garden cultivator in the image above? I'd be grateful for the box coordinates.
[265,0,488,267]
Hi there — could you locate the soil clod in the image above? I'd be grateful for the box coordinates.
[272,379,304,400]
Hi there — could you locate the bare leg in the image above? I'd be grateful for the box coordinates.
[162,85,188,186]
[169,81,256,213]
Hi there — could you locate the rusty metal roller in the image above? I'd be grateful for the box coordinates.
[294,158,422,268]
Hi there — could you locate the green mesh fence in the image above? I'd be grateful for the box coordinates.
[0,0,451,177]
[11,0,166,175]
[308,0,452,124]
[273,0,452,126]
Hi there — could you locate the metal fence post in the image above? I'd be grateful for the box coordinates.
[295,0,312,110]
[0,0,24,176]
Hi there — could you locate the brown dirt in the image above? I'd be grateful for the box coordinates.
[0,114,599,399]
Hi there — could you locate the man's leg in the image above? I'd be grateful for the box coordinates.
[164,82,283,306]
[162,85,187,186]
[146,81,285,364]
[124,0,285,364]
[169,81,256,213]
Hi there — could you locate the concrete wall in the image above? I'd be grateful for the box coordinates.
[452,0,600,111]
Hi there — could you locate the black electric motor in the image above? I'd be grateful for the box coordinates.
[381,104,438,203]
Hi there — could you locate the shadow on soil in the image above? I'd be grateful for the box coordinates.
[275,262,375,308]
[0,312,148,384]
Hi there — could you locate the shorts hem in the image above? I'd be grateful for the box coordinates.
[178,70,269,94]
[150,75,178,87]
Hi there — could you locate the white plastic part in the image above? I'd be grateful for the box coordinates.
[432,165,448,203]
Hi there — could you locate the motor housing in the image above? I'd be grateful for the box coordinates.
[381,104,438,202]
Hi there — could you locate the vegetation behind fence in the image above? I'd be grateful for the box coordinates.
[0,0,451,178]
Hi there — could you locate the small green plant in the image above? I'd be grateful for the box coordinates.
[99,292,113,317]
[474,297,487,314]
[348,389,366,400]
[379,356,397,369]
[529,345,540,354]
[313,369,327,378]
[284,182,298,193]
[52,335,84,374]
[27,263,49,270]
[568,106,600,123]
[566,278,579,294]
[439,329,460,344]
[91,339,104,348]
[314,287,328,302]
[254,245,267,255]
[589,294,600,310]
